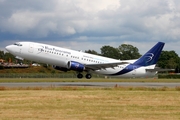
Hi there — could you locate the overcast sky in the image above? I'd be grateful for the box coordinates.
[0,0,180,55]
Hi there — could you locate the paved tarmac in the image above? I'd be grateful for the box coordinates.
[1,82,180,88]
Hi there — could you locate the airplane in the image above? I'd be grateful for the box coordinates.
[5,41,165,79]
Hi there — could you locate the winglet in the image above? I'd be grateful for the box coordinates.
[133,42,165,66]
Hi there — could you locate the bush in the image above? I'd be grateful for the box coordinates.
[158,74,180,79]
[0,65,4,69]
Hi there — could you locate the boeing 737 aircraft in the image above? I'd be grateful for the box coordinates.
[5,41,164,79]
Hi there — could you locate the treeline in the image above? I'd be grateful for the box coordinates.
[85,44,141,60]
[1,43,180,72]
[0,51,16,62]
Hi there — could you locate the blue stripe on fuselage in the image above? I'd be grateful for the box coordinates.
[107,64,141,76]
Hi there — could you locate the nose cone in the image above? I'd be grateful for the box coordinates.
[5,45,13,52]
[5,45,10,51]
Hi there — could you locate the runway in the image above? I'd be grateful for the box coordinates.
[1,82,180,88]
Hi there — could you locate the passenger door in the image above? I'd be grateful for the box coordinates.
[28,43,34,53]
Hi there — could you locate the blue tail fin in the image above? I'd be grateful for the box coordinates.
[133,42,165,66]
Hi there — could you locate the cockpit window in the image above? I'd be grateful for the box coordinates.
[13,43,22,46]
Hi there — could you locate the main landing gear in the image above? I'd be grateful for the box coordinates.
[77,73,92,79]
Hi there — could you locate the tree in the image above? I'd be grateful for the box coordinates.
[0,50,5,59]
[118,44,141,60]
[4,52,15,63]
[157,51,180,69]
[100,46,120,59]
[85,50,99,55]
[175,66,180,73]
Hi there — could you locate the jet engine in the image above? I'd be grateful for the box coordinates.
[67,61,85,72]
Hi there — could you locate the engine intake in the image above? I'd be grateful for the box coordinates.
[67,61,85,72]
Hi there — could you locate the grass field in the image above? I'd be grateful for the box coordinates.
[0,87,180,120]
[0,78,180,119]
[1,78,180,83]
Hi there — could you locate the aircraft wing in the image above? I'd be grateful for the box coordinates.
[85,62,129,70]
[146,67,174,72]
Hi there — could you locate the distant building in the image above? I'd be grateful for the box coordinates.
[32,63,41,66]
[0,59,5,63]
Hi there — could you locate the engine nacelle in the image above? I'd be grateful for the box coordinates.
[53,65,69,72]
[67,61,85,72]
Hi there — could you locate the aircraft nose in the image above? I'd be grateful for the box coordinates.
[5,45,12,52]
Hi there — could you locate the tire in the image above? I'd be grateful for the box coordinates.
[85,74,92,79]
[77,73,83,79]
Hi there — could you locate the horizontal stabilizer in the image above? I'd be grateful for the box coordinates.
[146,67,174,72]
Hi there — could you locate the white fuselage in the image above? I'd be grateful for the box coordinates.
[6,42,157,78]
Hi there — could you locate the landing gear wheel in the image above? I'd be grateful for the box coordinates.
[77,73,83,79]
[86,74,92,79]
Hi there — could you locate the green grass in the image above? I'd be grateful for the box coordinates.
[0,88,180,120]
[0,78,180,83]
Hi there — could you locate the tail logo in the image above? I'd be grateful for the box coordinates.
[145,53,154,62]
